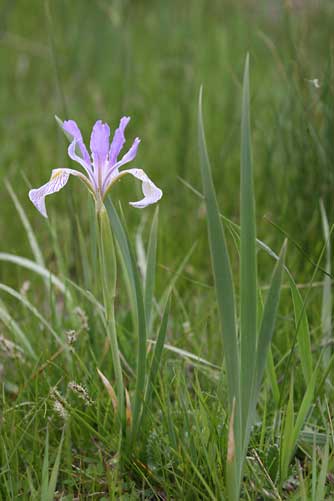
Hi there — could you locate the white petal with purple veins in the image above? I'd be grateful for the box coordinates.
[115,168,163,208]
[29,168,88,218]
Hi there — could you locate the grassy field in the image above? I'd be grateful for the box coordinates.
[1,1,334,499]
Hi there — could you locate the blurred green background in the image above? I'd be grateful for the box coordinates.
[1,0,333,284]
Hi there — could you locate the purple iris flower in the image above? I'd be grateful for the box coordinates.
[29,117,163,217]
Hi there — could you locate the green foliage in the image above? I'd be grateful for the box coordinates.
[0,2,334,499]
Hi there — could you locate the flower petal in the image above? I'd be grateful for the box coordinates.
[114,137,140,170]
[68,141,96,188]
[90,120,110,168]
[29,168,88,218]
[117,168,163,208]
[109,116,130,165]
[63,120,90,165]
[102,137,141,195]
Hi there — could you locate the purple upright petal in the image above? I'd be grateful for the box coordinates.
[63,120,90,165]
[115,137,140,169]
[109,116,131,165]
[90,120,110,168]
[63,120,83,142]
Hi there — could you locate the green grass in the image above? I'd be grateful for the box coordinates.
[1,1,334,499]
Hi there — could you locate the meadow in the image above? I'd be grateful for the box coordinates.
[1,1,334,499]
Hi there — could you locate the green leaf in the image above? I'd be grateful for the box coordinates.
[97,206,125,430]
[239,54,257,444]
[41,427,49,500]
[198,84,240,499]
[280,377,295,480]
[5,181,45,268]
[144,297,170,409]
[320,200,332,368]
[255,240,286,396]
[198,87,239,410]
[0,298,36,359]
[0,283,64,348]
[0,253,72,301]
[266,347,280,406]
[315,438,329,501]
[288,273,313,385]
[105,200,147,442]
[46,429,64,501]
[145,207,159,330]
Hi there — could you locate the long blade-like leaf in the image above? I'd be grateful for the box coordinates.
[144,297,170,409]
[145,207,159,330]
[288,274,313,385]
[0,253,71,300]
[5,181,45,268]
[0,297,36,359]
[198,87,239,409]
[255,240,287,396]
[47,429,64,501]
[239,54,257,442]
[105,200,147,441]
[198,84,240,498]
[320,200,332,367]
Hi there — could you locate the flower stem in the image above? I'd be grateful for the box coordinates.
[97,205,125,437]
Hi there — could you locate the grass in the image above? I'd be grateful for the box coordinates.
[1,0,334,499]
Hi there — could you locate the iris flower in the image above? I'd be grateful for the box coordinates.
[29,117,163,217]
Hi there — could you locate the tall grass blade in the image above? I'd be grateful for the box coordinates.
[144,297,170,409]
[0,297,36,359]
[105,200,147,442]
[105,199,136,317]
[255,240,286,396]
[147,339,220,370]
[266,347,280,406]
[0,283,64,347]
[5,181,45,268]
[157,242,197,318]
[197,87,239,409]
[281,361,320,480]
[315,438,329,501]
[280,377,295,481]
[239,54,257,445]
[320,200,332,367]
[41,428,49,500]
[144,207,159,330]
[46,429,64,501]
[288,274,313,385]
[0,253,71,300]
[198,85,240,498]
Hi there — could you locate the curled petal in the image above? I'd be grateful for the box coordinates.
[63,120,90,165]
[90,120,110,168]
[29,168,89,218]
[68,141,95,187]
[109,116,130,165]
[116,168,163,208]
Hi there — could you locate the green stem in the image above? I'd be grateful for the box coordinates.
[97,205,125,436]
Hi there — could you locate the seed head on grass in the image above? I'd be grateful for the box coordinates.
[0,335,24,361]
[50,389,69,421]
[68,381,93,406]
